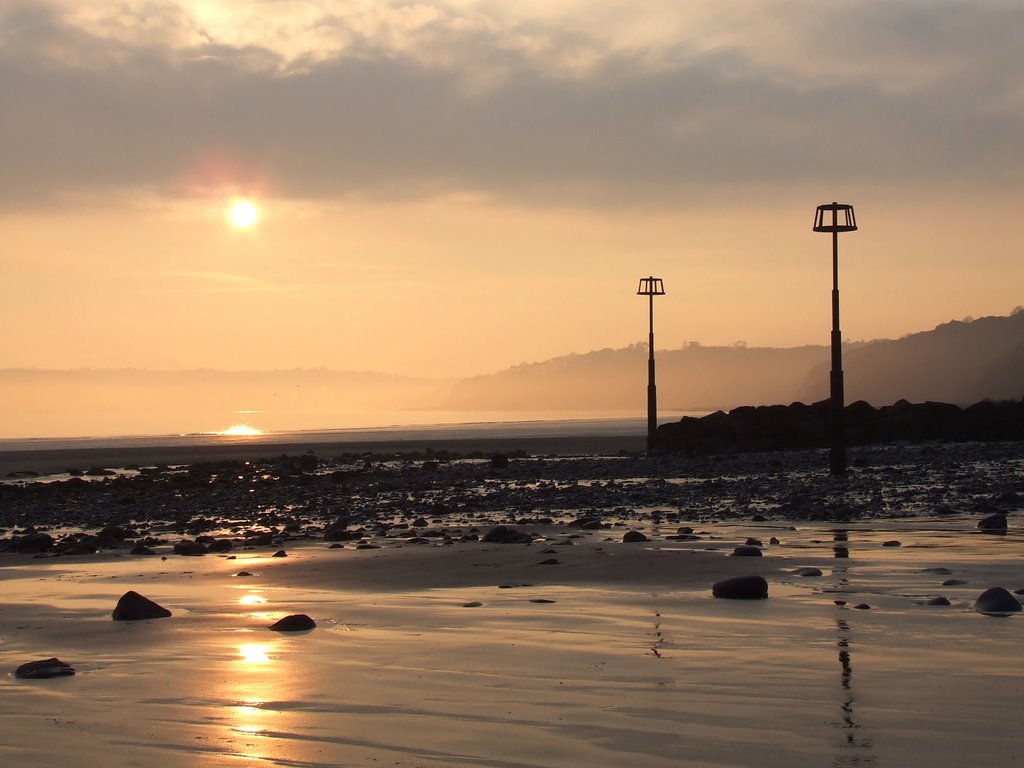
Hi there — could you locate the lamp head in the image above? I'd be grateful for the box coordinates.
[637,276,666,296]
[813,202,858,233]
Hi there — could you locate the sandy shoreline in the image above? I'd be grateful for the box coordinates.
[2,440,1022,767]
[2,521,1022,768]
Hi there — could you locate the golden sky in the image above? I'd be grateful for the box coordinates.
[1,0,1022,378]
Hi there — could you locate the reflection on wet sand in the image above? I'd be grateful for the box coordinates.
[831,525,875,767]
[228,636,285,764]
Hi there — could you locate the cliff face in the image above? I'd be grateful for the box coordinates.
[444,311,1024,412]
[800,312,1024,405]
[442,343,830,411]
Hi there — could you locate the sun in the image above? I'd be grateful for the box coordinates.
[229,199,259,228]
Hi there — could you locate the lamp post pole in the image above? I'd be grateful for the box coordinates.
[813,203,858,475]
[637,277,666,453]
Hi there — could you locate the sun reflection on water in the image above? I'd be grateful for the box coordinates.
[239,643,272,664]
[216,424,266,436]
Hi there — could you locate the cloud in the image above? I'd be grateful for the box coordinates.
[1,0,1022,210]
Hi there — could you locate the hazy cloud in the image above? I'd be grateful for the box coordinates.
[1,0,1022,209]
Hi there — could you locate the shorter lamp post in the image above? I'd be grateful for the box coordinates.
[637,276,666,453]
[813,202,858,475]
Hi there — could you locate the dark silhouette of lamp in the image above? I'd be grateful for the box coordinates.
[637,276,666,453]
[813,202,858,475]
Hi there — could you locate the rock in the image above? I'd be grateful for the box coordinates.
[924,596,951,606]
[207,539,233,553]
[745,538,763,546]
[973,587,1022,616]
[462,601,483,608]
[112,590,172,621]
[272,550,288,558]
[173,540,207,556]
[490,452,510,469]
[622,530,649,543]
[482,525,532,544]
[98,524,134,540]
[7,532,55,554]
[977,513,1008,531]
[712,575,768,600]
[269,614,317,631]
[793,567,823,577]
[853,603,871,610]
[236,571,253,577]
[942,579,967,586]
[529,598,557,604]
[568,518,603,530]
[324,528,362,541]
[14,658,76,679]
[882,540,902,547]
[129,542,155,555]
[537,558,560,565]
[731,545,763,557]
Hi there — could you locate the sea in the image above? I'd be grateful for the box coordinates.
[0,410,705,455]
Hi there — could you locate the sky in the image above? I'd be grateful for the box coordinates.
[1,0,1022,379]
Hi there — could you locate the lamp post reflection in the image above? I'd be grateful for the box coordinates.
[832,617,876,765]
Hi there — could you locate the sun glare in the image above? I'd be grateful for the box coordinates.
[229,199,259,228]
[218,424,265,436]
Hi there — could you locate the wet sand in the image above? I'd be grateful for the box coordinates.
[1,442,1023,767]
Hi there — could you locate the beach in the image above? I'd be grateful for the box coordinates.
[2,438,1023,767]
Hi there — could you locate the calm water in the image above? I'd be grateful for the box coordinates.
[0,411,703,454]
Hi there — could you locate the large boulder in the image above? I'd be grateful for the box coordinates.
[712,575,769,600]
[973,587,1022,616]
[7,532,55,554]
[112,590,172,621]
[482,526,532,544]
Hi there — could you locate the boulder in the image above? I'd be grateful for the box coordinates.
[973,587,1022,616]
[977,513,1008,531]
[482,525,532,544]
[269,614,316,632]
[173,540,207,556]
[14,658,76,679]
[793,567,823,577]
[712,575,768,599]
[112,590,172,621]
[622,530,649,543]
[731,545,763,557]
[7,532,55,554]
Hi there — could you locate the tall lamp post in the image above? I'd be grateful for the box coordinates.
[813,202,858,475]
[637,276,666,453]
